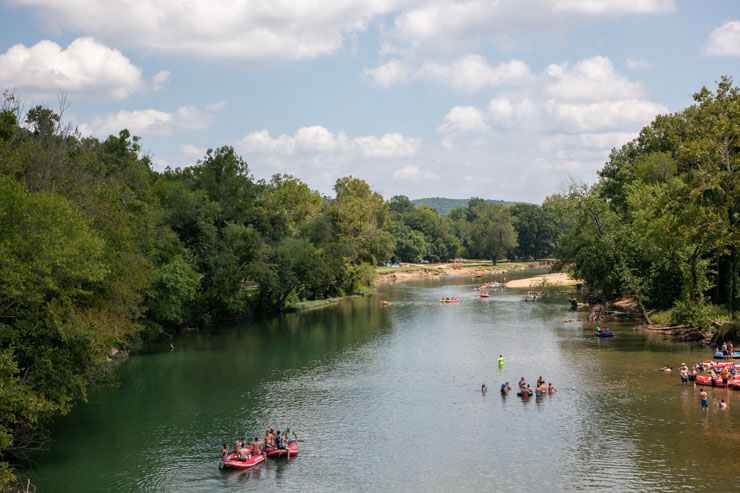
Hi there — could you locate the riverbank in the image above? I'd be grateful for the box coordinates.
[504,272,578,289]
[374,260,555,285]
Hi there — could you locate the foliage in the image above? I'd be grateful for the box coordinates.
[555,76,740,327]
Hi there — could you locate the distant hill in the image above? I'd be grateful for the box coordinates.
[411,197,517,215]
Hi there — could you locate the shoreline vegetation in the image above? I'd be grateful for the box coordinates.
[2,78,740,490]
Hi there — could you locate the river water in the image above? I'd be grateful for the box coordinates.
[32,278,740,492]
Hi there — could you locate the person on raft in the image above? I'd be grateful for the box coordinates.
[285,427,297,443]
[596,326,601,333]
[501,382,511,394]
[481,384,487,393]
[263,430,276,451]
[275,431,286,449]
[250,437,263,456]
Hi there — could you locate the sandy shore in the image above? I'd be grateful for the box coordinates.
[374,265,506,284]
[504,272,579,288]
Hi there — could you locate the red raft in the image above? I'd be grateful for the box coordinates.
[264,442,298,458]
[219,450,265,470]
[694,375,740,387]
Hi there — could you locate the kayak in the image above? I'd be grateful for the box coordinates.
[595,331,614,338]
[440,299,461,303]
[713,351,740,359]
[219,450,265,470]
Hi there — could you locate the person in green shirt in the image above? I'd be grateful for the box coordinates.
[497,354,504,367]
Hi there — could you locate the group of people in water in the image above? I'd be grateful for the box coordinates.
[221,426,297,461]
[481,375,556,399]
[513,376,557,397]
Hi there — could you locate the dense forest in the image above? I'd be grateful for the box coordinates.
[555,77,740,329]
[411,197,516,215]
[0,91,560,489]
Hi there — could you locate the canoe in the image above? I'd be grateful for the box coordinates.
[219,450,265,470]
[694,375,737,387]
[713,351,740,359]
[595,332,614,338]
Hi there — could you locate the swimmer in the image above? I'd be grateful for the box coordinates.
[519,377,527,389]
[501,382,511,394]
[221,443,229,459]
[719,399,727,410]
[700,389,709,410]
[548,383,556,394]
[481,384,487,393]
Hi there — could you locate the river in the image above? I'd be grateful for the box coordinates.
[32,278,740,492]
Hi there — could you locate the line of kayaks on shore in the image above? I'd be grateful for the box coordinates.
[220,442,298,470]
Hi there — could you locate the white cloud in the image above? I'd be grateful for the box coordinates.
[204,99,228,111]
[488,94,539,128]
[704,20,740,57]
[364,59,412,88]
[11,0,399,62]
[436,106,489,133]
[367,55,532,91]
[625,57,651,69]
[544,56,644,102]
[238,126,420,159]
[392,164,439,180]
[547,99,668,133]
[181,144,206,157]
[151,70,171,91]
[79,105,214,137]
[354,133,420,157]
[0,37,153,100]
[387,0,674,54]
[432,55,669,201]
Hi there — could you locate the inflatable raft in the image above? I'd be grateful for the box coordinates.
[287,441,298,457]
[694,375,736,387]
[713,351,740,359]
[219,450,265,470]
[701,361,739,369]
[728,380,740,390]
[263,443,297,458]
[440,299,461,303]
[595,331,614,338]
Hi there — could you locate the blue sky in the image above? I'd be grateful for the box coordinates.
[1,0,739,203]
